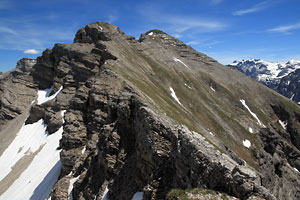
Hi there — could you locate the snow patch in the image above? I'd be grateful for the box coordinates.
[248,127,253,133]
[101,186,109,200]
[67,172,73,177]
[184,83,192,89]
[81,146,86,154]
[240,99,265,127]
[279,120,287,130]
[68,175,80,200]
[173,57,190,69]
[37,86,63,105]
[61,110,66,123]
[243,140,251,148]
[132,192,143,200]
[148,32,153,36]
[170,87,182,105]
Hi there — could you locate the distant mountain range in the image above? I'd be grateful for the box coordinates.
[228,59,300,103]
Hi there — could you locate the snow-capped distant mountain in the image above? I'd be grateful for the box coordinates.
[228,59,300,103]
[229,59,300,89]
[277,69,300,103]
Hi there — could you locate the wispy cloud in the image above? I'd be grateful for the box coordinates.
[146,14,227,33]
[138,4,227,34]
[268,22,300,33]
[187,39,221,49]
[24,49,39,54]
[169,17,226,33]
[233,1,268,16]
[0,26,18,36]
[211,0,223,5]
[0,23,75,51]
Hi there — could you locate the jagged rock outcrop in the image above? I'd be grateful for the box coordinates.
[2,22,300,200]
[0,58,36,126]
[0,58,37,155]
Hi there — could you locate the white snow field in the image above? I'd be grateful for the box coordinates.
[0,110,65,200]
[37,86,63,105]
[0,119,47,181]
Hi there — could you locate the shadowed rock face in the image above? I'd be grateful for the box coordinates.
[2,22,300,200]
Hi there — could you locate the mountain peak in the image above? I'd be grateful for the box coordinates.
[287,59,300,65]
[74,21,125,43]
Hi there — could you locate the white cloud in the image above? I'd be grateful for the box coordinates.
[0,26,18,35]
[233,1,268,16]
[24,49,39,54]
[269,22,300,33]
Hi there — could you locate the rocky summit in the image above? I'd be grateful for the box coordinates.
[1,22,300,200]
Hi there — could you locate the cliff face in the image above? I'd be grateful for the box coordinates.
[1,22,300,200]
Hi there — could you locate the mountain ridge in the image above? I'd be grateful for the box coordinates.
[1,22,300,199]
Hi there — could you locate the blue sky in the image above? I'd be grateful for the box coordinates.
[0,0,300,72]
